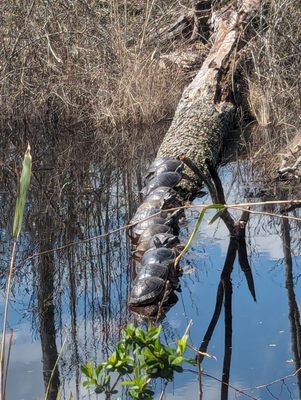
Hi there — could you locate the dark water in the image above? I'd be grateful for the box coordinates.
[1,153,301,399]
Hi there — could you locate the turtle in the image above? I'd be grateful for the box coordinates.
[147,233,180,250]
[141,172,182,197]
[144,186,179,209]
[135,224,172,251]
[131,216,167,238]
[129,276,166,305]
[129,202,167,225]
[144,159,183,184]
[153,159,184,177]
[141,247,176,267]
[144,157,175,182]
[135,233,180,256]
[129,290,179,320]
[136,263,169,281]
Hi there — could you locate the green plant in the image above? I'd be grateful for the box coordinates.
[175,204,225,267]
[81,324,196,399]
[0,144,32,399]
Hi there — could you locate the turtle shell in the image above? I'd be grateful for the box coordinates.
[136,263,169,280]
[141,247,176,267]
[137,224,171,245]
[154,160,184,176]
[144,187,178,209]
[147,233,180,250]
[129,276,166,305]
[132,216,167,237]
[141,172,182,197]
[130,202,166,225]
[144,159,183,184]
[144,157,175,180]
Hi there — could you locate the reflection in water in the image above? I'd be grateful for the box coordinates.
[1,131,301,399]
[197,166,256,400]
[281,218,301,398]
[36,213,60,400]
[0,130,143,398]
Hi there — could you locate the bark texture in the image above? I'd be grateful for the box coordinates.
[158,1,260,189]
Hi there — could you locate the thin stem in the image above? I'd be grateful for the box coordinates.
[0,239,17,400]
[44,336,67,400]
[3,330,13,400]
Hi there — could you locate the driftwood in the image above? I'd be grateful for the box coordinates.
[158,0,260,191]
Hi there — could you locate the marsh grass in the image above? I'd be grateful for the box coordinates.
[1,0,188,169]
[245,0,301,174]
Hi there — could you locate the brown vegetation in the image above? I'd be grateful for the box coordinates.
[1,0,301,177]
[245,0,301,176]
[1,0,189,168]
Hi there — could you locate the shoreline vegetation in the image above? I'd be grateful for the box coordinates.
[1,1,300,180]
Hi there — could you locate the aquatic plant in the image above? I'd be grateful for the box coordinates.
[0,144,32,399]
[81,324,196,399]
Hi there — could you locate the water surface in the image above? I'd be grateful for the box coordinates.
[1,154,300,400]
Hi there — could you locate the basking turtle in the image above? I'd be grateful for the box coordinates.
[144,158,183,184]
[136,263,169,281]
[144,186,179,209]
[129,290,179,320]
[129,276,167,306]
[141,172,182,197]
[147,233,180,250]
[135,224,172,251]
[141,247,176,267]
[144,157,175,181]
[154,159,184,177]
[135,233,180,256]
[130,202,166,225]
[131,216,167,238]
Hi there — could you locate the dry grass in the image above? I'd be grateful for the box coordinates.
[245,0,301,174]
[0,0,189,168]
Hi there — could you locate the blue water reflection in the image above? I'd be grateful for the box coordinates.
[2,163,301,399]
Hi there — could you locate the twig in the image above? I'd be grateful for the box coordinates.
[11,199,301,271]
[202,372,259,400]
[240,367,301,392]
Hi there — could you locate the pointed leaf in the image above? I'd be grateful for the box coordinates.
[175,204,224,266]
[12,144,32,238]
[208,208,225,225]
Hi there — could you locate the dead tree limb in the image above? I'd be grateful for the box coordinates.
[158,1,260,191]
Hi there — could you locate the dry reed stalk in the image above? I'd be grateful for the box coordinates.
[244,0,301,174]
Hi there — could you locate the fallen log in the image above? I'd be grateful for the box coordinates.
[158,0,260,192]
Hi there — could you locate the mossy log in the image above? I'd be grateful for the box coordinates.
[158,0,260,191]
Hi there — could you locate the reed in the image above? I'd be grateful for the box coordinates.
[0,144,32,400]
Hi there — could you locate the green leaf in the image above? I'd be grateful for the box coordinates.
[81,362,94,379]
[95,364,104,377]
[175,204,224,266]
[176,334,189,354]
[12,143,32,238]
[208,208,225,224]
[87,361,94,378]
[121,380,136,386]
[171,356,184,365]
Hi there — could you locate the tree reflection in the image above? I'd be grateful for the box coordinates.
[36,213,60,400]
[197,164,256,400]
[281,218,301,398]
[0,129,143,399]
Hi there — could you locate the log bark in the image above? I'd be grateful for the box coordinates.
[158,1,260,191]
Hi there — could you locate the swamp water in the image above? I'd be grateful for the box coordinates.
[0,157,300,400]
